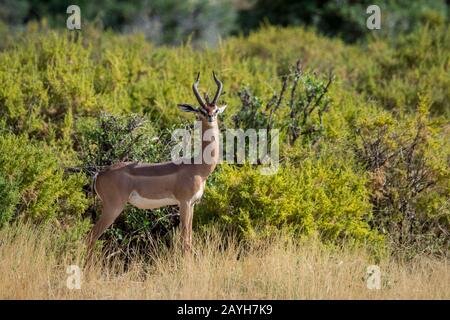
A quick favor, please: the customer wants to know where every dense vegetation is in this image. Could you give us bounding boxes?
[0,20,448,258]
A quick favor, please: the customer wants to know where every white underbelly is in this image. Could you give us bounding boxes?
[128,191,179,209]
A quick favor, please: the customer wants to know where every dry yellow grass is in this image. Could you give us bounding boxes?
[0,223,448,300]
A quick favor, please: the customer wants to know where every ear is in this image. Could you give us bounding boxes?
[217,104,227,114]
[178,104,199,113]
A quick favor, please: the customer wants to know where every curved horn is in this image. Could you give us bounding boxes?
[192,72,206,109]
[212,71,223,105]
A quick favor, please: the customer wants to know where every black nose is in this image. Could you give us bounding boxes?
[207,116,214,122]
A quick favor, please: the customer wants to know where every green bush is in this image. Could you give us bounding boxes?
[0,133,88,225]
[196,157,382,247]
[350,96,450,256]
[0,171,20,227]
[354,25,450,117]
[233,61,334,145]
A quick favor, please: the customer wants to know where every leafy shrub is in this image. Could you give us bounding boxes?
[0,171,20,227]
[76,113,169,169]
[196,157,382,247]
[355,25,450,117]
[225,25,449,117]
[351,96,449,256]
[0,133,88,225]
[233,60,333,145]
[0,27,173,140]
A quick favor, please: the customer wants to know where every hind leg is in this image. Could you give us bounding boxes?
[86,202,125,261]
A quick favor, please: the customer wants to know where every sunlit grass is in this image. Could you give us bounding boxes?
[0,223,448,299]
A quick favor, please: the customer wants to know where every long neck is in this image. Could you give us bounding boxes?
[194,119,220,176]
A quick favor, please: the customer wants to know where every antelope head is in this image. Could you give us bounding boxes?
[178,71,227,122]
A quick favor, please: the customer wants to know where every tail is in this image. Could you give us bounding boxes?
[91,173,99,221]
[91,173,99,197]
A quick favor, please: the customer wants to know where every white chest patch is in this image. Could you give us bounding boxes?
[128,191,179,209]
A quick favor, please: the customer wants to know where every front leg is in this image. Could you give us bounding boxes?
[188,204,194,248]
[179,201,193,253]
